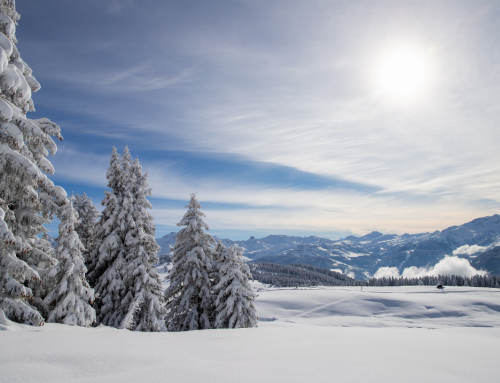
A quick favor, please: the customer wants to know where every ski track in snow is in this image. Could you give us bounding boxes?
[1,285,499,382]
[294,291,359,320]
[257,286,500,329]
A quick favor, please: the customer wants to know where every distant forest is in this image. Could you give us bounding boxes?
[250,262,500,288]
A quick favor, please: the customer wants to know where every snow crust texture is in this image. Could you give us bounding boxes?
[255,285,500,328]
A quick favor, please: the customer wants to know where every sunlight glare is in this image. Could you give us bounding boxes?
[376,46,430,101]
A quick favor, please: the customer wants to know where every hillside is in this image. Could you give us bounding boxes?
[472,246,500,275]
[156,214,500,279]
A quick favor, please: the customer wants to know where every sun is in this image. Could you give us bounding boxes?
[376,46,430,101]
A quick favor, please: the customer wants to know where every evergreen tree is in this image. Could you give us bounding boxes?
[72,193,99,264]
[0,196,45,325]
[164,194,214,331]
[87,147,127,326]
[213,244,257,329]
[42,200,95,326]
[0,1,67,325]
[89,148,165,331]
[120,158,166,331]
[87,147,124,287]
[210,240,225,289]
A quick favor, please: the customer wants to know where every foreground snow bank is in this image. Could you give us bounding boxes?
[1,286,499,383]
[0,323,498,383]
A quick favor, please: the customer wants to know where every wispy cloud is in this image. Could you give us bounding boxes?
[50,146,111,187]
[48,142,499,239]
[18,0,500,238]
[98,0,137,16]
[49,62,196,91]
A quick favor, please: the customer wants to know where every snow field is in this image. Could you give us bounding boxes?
[1,285,499,383]
[0,319,498,382]
[256,285,500,328]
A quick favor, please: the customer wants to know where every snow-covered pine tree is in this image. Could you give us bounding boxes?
[120,157,166,331]
[86,147,124,288]
[213,244,257,329]
[164,194,214,331]
[210,240,225,290]
[87,147,128,326]
[0,195,45,325]
[89,148,165,331]
[42,199,95,326]
[0,1,67,325]
[72,193,99,264]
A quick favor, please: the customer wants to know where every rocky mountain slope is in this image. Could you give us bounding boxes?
[155,214,500,279]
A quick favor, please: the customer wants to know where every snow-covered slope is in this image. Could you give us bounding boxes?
[373,214,500,275]
[472,246,500,275]
[1,286,499,382]
[155,214,500,279]
[256,285,500,328]
[439,214,500,247]
[155,232,177,255]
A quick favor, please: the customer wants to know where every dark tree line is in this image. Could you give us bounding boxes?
[250,263,362,287]
[250,262,500,289]
[157,253,172,264]
[367,273,500,288]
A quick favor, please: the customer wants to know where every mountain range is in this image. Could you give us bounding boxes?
[156,214,500,279]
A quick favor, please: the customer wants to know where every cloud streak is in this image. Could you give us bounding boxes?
[48,145,499,238]
[16,0,500,238]
[47,61,196,91]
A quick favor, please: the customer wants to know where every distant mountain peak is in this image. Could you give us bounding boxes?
[343,235,360,241]
[154,214,500,278]
[362,231,384,240]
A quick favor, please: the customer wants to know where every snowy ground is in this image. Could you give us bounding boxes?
[1,284,499,382]
[255,284,500,328]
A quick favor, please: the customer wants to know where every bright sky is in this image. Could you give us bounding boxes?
[18,0,500,240]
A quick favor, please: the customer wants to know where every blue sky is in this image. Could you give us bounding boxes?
[17,0,500,239]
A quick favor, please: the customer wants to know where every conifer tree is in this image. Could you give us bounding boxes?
[0,1,67,325]
[72,193,99,264]
[89,147,165,331]
[0,197,45,325]
[42,200,96,326]
[86,147,124,287]
[120,158,166,331]
[88,147,128,326]
[210,240,225,291]
[213,244,257,329]
[164,194,214,331]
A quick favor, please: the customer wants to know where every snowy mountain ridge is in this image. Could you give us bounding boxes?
[156,214,500,279]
